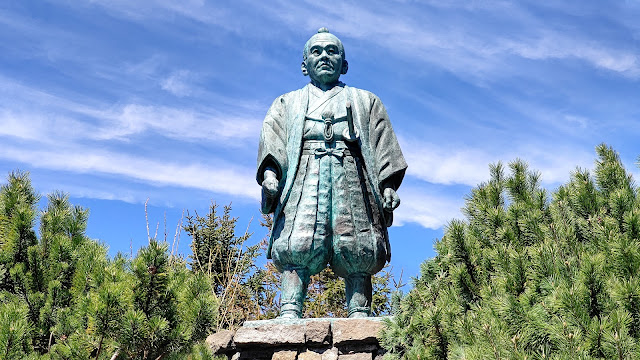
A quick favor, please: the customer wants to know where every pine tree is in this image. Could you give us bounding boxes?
[0,297,32,359]
[0,171,218,359]
[185,203,257,294]
[0,171,39,357]
[382,144,640,359]
[184,202,261,330]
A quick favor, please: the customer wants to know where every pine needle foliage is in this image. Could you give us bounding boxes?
[0,171,216,359]
[184,203,262,330]
[382,144,640,360]
[185,204,256,296]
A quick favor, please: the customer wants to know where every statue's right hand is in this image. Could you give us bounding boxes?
[262,170,279,199]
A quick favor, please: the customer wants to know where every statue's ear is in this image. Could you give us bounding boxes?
[301,61,309,76]
[341,60,348,75]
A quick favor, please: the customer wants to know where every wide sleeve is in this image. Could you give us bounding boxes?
[256,96,289,214]
[368,95,407,192]
[256,96,288,185]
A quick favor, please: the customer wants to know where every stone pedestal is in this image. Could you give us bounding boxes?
[206,317,388,360]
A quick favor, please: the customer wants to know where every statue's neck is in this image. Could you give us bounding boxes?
[310,79,342,92]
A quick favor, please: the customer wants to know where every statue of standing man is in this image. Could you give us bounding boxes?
[257,28,407,318]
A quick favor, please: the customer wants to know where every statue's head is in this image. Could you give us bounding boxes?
[302,28,348,86]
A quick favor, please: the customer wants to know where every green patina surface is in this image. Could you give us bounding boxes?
[256,28,407,319]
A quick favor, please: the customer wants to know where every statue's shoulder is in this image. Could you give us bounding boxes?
[266,87,306,114]
[275,86,307,102]
[345,86,381,105]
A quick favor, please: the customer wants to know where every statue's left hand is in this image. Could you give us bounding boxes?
[383,188,400,211]
[262,169,279,199]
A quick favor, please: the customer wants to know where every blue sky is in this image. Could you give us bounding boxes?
[1,1,639,284]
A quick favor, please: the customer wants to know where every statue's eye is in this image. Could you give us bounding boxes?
[312,48,320,55]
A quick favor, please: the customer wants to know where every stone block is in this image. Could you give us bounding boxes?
[206,329,235,354]
[298,348,323,360]
[321,347,339,360]
[305,320,332,345]
[272,349,298,360]
[234,323,306,346]
[332,319,383,346]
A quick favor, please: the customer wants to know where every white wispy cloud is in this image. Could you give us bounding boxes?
[90,104,262,142]
[400,136,594,187]
[402,140,495,186]
[54,1,640,80]
[0,109,95,144]
[0,76,262,144]
[502,33,640,77]
[123,54,168,79]
[0,7,82,61]
[44,183,140,204]
[257,0,640,80]
[161,70,195,97]
[393,185,465,229]
[394,141,598,229]
[78,0,236,31]
[563,115,589,129]
[0,143,259,201]
[0,76,262,203]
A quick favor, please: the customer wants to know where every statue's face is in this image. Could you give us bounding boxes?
[304,36,344,86]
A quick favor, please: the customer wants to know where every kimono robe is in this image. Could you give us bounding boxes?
[257,82,407,278]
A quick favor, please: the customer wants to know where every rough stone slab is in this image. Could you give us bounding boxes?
[332,319,383,346]
[298,349,323,360]
[234,323,306,346]
[321,347,339,360]
[272,350,298,360]
[337,353,372,360]
[305,321,332,345]
[206,329,235,354]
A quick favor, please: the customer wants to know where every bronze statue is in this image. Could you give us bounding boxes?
[257,28,407,318]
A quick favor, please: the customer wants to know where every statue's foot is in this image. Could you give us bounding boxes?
[348,308,370,318]
[345,274,373,318]
[279,310,301,319]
